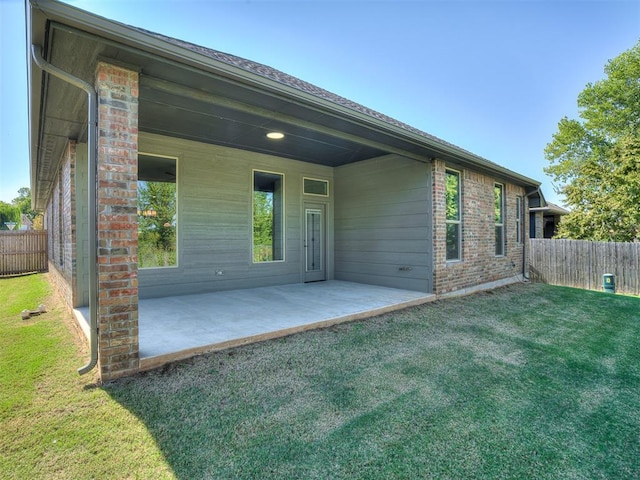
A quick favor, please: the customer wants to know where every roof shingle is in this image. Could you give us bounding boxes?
[133,26,485,159]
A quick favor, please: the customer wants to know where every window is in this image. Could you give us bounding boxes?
[516,196,523,244]
[445,169,461,261]
[253,170,284,262]
[303,177,329,196]
[137,155,177,268]
[494,183,504,256]
[58,176,63,266]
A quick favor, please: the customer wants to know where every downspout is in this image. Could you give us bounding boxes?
[31,45,98,375]
[523,187,541,281]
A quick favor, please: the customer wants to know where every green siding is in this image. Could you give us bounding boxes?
[334,155,433,293]
[138,133,333,298]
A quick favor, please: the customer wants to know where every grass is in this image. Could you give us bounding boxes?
[0,274,173,479]
[2,275,639,479]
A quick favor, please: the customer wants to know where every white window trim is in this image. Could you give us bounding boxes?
[495,183,505,257]
[137,152,179,270]
[252,169,286,264]
[516,196,523,244]
[303,177,330,197]
[445,168,462,262]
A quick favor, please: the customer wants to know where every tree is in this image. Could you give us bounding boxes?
[12,187,38,222]
[252,190,274,261]
[544,41,640,242]
[0,201,21,230]
[137,180,177,267]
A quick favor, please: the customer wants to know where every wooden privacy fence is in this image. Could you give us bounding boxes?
[529,238,640,295]
[0,230,48,276]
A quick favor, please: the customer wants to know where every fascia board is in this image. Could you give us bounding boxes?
[530,206,569,215]
[27,1,48,209]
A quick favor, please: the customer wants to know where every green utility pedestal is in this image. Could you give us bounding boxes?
[603,273,615,294]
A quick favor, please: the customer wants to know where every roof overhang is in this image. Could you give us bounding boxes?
[27,0,540,210]
[530,202,570,215]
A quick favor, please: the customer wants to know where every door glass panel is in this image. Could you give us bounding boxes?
[306,209,322,272]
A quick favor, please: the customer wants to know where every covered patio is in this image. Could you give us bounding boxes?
[76,281,435,372]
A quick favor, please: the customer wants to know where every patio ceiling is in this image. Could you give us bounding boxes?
[29,20,425,210]
[137,75,390,167]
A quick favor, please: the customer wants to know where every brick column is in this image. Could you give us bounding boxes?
[95,62,139,380]
[535,211,544,238]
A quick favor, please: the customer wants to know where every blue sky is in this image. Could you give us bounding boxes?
[1,0,639,206]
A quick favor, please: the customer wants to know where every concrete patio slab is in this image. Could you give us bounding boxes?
[76,281,435,372]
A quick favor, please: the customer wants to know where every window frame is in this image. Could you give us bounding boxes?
[137,153,179,269]
[494,183,505,256]
[252,169,285,263]
[303,177,329,197]
[57,175,64,266]
[516,196,523,244]
[445,168,462,262]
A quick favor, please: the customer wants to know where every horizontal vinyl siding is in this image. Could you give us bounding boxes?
[334,155,433,293]
[138,132,332,298]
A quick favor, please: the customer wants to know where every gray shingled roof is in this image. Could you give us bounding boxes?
[133,26,492,162]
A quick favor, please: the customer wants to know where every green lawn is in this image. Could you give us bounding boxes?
[0,274,173,479]
[2,275,639,479]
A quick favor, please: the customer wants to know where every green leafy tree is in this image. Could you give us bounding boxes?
[12,187,38,221]
[0,201,21,230]
[545,41,640,241]
[137,181,177,267]
[253,191,273,261]
[445,173,460,221]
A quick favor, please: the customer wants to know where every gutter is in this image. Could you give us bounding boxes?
[30,45,98,375]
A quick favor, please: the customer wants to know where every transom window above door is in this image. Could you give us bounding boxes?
[303,177,329,196]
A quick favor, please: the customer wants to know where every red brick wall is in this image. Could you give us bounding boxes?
[62,142,77,304]
[45,141,77,308]
[432,159,526,294]
[95,62,140,381]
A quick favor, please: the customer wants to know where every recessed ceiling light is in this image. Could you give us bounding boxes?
[266,132,285,140]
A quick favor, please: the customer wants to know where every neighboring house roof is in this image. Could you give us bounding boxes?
[27,0,541,210]
[530,201,570,215]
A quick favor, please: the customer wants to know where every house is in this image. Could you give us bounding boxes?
[529,202,569,238]
[27,0,542,380]
[19,214,33,231]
